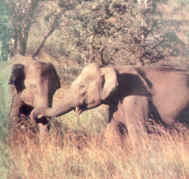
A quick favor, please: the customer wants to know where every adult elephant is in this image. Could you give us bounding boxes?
[31,63,189,146]
[9,55,61,140]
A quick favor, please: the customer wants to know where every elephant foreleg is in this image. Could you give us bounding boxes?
[103,119,127,148]
[122,95,149,146]
[104,96,149,148]
[38,123,49,144]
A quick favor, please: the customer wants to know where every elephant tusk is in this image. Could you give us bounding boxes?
[38,114,44,119]
[74,106,82,115]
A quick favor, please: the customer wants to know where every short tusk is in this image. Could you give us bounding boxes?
[74,106,82,115]
[38,114,44,119]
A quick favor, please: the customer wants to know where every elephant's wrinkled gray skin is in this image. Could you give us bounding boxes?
[9,55,60,138]
[31,63,189,146]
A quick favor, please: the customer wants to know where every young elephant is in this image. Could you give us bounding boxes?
[31,63,189,146]
[9,55,60,139]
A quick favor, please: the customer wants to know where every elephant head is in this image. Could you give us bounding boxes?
[9,55,61,119]
[31,63,118,119]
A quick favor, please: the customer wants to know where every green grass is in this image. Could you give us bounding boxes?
[0,62,10,179]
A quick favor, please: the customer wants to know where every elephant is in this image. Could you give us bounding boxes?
[8,55,61,140]
[30,63,189,146]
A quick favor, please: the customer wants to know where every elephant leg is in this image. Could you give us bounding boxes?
[103,119,127,148]
[121,95,149,146]
[38,124,47,143]
[8,94,23,129]
[36,117,50,144]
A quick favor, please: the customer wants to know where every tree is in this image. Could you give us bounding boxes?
[54,0,171,65]
[6,0,43,56]
[49,0,179,65]
[6,0,63,56]
[6,0,79,57]
[6,0,184,65]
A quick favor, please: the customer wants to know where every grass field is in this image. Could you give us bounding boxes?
[7,126,189,179]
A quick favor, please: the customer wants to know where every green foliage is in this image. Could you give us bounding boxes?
[0,1,9,61]
[29,0,185,65]
[6,0,189,65]
[0,62,9,179]
[175,0,189,5]
[0,63,10,138]
[0,140,8,179]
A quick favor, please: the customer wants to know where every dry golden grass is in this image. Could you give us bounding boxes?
[8,124,189,179]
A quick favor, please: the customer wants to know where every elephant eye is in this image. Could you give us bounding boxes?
[101,75,105,88]
[79,84,86,96]
[29,84,36,88]
[79,103,87,111]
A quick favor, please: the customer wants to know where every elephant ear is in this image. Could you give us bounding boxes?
[9,64,25,93]
[71,63,102,108]
[100,66,118,100]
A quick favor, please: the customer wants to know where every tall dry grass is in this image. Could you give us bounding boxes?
[8,125,189,179]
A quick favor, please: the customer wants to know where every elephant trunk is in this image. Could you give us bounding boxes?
[44,100,75,118]
[31,88,79,119]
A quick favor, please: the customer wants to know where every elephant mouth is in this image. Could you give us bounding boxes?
[19,103,33,118]
[74,104,87,114]
[15,103,34,127]
[18,104,48,125]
